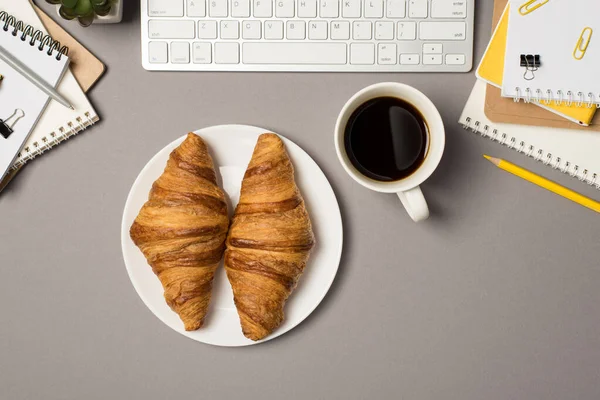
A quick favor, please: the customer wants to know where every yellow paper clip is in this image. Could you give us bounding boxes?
[573,27,593,60]
[519,0,550,15]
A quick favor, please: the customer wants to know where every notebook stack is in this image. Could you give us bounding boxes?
[478,0,600,128]
[459,0,600,189]
[0,0,105,190]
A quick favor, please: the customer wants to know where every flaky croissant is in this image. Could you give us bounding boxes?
[130,133,229,331]
[225,133,315,341]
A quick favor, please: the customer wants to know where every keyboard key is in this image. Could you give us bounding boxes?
[298,0,318,17]
[378,43,397,64]
[350,43,375,64]
[186,0,206,17]
[400,53,419,64]
[423,43,442,53]
[198,20,218,38]
[171,42,190,63]
[265,20,284,39]
[408,0,427,18]
[148,41,168,63]
[242,20,262,39]
[243,42,347,64]
[331,21,350,40]
[276,0,295,17]
[353,21,372,40]
[220,20,240,39]
[397,21,416,40]
[342,0,361,17]
[445,54,466,64]
[320,0,339,17]
[308,20,328,39]
[287,21,306,39]
[364,0,383,18]
[420,21,466,40]
[386,0,406,18]
[209,0,228,16]
[193,42,212,63]
[253,0,272,17]
[423,54,442,64]
[148,0,183,17]
[431,0,467,18]
[149,20,195,39]
[231,0,250,17]
[375,21,394,40]
[215,42,240,63]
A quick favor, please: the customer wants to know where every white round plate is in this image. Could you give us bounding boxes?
[121,125,343,346]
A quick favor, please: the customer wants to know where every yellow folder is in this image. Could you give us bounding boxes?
[476,4,597,126]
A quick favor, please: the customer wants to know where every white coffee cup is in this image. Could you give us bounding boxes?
[334,82,445,222]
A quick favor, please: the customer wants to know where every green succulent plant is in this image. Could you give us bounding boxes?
[45,0,115,27]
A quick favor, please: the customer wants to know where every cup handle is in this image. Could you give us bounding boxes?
[397,186,430,222]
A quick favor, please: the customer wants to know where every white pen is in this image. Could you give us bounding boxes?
[0,44,74,110]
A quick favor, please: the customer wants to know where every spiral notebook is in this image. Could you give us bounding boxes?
[461,80,600,189]
[477,2,596,126]
[1,0,99,171]
[0,8,70,180]
[33,4,105,92]
[502,0,600,105]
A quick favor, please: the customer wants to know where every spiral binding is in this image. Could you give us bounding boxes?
[0,10,69,60]
[10,112,96,170]
[462,116,599,189]
[513,87,600,108]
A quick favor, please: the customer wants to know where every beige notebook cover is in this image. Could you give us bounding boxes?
[485,0,600,131]
[34,4,105,92]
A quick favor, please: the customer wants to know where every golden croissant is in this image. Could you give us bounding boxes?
[225,133,315,341]
[130,133,229,331]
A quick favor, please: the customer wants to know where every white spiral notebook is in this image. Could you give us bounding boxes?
[0,7,69,180]
[502,0,600,105]
[461,80,600,189]
[1,0,99,171]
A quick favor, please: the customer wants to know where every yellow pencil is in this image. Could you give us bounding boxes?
[484,155,600,213]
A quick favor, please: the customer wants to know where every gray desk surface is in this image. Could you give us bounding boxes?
[2,2,599,399]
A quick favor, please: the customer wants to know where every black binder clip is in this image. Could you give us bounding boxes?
[0,109,25,139]
[520,54,541,81]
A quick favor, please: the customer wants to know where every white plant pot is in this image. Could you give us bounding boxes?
[55,0,123,24]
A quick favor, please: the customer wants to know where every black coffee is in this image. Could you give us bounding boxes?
[344,97,429,182]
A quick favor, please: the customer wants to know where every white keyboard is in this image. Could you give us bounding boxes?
[141,0,474,72]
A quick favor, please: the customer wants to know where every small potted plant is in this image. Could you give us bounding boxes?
[46,0,123,27]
